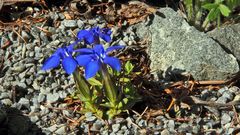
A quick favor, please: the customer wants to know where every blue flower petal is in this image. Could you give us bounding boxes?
[93,44,105,56]
[85,61,100,79]
[101,28,112,36]
[76,54,93,66]
[100,34,111,43]
[62,57,78,74]
[42,55,60,70]
[77,30,90,40]
[103,56,121,71]
[85,34,95,44]
[74,48,93,54]
[106,45,124,53]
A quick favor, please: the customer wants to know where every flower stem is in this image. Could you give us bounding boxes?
[73,68,92,102]
[100,64,118,106]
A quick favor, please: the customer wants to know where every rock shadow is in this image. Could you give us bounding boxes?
[0,105,44,135]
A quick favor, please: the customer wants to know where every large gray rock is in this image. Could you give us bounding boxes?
[133,8,239,80]
[207,24,240,61]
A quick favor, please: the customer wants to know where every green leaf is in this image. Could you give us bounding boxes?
[88,78,102,86]
[219,4,231,16]
[206,8,220,21]
[134,72,141,75]
[119,77,130,83]
[202,3,218,10]
[124,61,134,75]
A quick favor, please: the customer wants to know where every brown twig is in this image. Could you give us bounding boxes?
[12,28,27,44]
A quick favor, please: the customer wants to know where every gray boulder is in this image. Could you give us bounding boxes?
[207,24,240,61]
[133,8,239,80]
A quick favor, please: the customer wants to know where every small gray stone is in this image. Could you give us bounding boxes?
[161,129,169,135]
[118,40,127,46]
[58,13,65,20]
[222,91,234,100]
[38,94,45,103]
[46,93,59,103]
[62,110,71,117]
[88,19,97,25]
[58,91,67,99]
[47,124,58,132]
[217,96,228,104]
[40,31,49,44]
[29,52,35,57]
[77,20,84,28]
[21,31,30,41]
[224,123,231,129]
[112,123,121,133]
[18,98,30,108]
[12,65,26,72]
[0,92,10,99]
[221,113,231,125]
[192,125,200,134]
[168,120,175,130]
[227,128,234,134]
[229,86,240,94]
[148,122,155,128]
[218,87,227,94]
[126,117,133,128]
[40,105,49,115]
[85,116,96,122]
[1,99,12,106]
[91,122,102,131]
[138,119,147,127]
[55,126,66,135]
[34,7,40,12]
[63,20,77,28]
[115,117,124,124]
[85,112,93,117]
[30,115,39,123]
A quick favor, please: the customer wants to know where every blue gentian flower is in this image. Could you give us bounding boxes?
[75,44,124,79]
[77,27,112,44]
[41,44,78,74]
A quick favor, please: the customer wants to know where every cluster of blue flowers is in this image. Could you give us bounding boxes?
[42,27,124,79]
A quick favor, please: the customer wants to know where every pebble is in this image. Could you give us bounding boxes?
[18,98,30,108]
[1,99,12,106]
[91,121,102,131]
[0,92,10,99]
[161,129,169,135]
[86,116,97,122]
[58,13,65,20]
[222,91,234,100]
[46,93,59,103]
[21,31,30,42]
[88,19,97,25]
[221,113,231,125]
[77,20,84,28]
[47,124,58,132]
[138,119,147,127]
[55,126,66,134]
[63,20,77,28]
[167,120,175,130]
[30,115,39,123]
[218,87,227,94]
[216,96,227,104]
[112,123,120,133]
